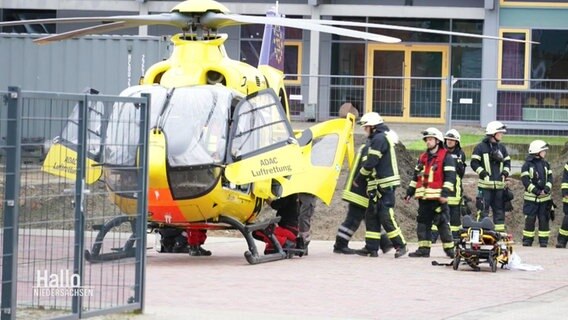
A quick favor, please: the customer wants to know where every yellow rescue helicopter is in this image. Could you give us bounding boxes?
[0,0,534,264]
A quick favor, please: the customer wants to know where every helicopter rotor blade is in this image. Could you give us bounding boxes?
[305,19,538,44]
[0,13,192,30]
[33,22,134,44]
[202,13,401,44]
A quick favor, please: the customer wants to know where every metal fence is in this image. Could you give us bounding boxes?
[284,75,568,132]
[286,75,452,120]
[0,87,149,319]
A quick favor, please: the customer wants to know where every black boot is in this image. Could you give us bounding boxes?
[394,245,408,258]
[409,247,430,258]
[296,237,309,256]
[355,246,378,257]
[444,248,455,258]
[333,244,355,254]
[380,234,394,254]
[522,239,533,247]
[556,236,567,248]
[172,235,189,253]
[333,237,355,254]
[189,245,212,256]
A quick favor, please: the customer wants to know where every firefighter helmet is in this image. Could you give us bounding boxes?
[444,129,461,142]
[422,127,444,143]
[359,112,384,127]
[485,121,507,135]
[528,140,549,154]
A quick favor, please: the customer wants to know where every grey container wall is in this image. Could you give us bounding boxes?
[0,33,167,94]
[0,33,167,143]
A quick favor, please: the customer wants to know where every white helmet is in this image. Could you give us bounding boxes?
[422,127,444,143]
[359,112,384,127]
[444,129,461,142]
[528,140,549,154]
[485,121,507,135]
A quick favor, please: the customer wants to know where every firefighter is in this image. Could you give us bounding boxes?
[521,140,553,247]
[431,129,467,242]
[352,112,408,258]
[333,144,393,255]
[405,128,456,258]
[298,193,316,254]
[557,160,568,248]
[470,121,511,232]
[444,129,467,239]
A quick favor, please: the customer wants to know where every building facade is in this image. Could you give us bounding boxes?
[1,0,567,130]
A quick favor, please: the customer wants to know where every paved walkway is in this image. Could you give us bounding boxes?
[113,236,568,320]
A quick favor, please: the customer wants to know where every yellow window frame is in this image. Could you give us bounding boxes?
[284,40,302,85]
[498,28,530,90]
[500,0,568,8]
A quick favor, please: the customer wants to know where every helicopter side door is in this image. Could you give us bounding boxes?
[224,89,305,198]
[224,89,356,204]
[42,99,105,184]
[274,114,356,205]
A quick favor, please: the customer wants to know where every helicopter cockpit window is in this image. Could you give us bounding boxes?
[161,86,232,167]
[162,86,233,199]
[104,85,169,194]
[58,101,105,160]
[230,90,292,159]
[104,85,169,167]
[103,85,235,199]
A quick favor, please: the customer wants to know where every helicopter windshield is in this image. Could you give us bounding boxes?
[160,86,232,167]
[103,85,235,198]
[104,85,234,167]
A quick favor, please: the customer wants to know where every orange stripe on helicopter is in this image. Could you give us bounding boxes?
[148,187,185,223]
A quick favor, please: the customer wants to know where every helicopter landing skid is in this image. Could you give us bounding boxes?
[218,215,292,265]
[84,215,137,263]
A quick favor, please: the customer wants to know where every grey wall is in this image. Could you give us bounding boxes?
[0,33,167,94]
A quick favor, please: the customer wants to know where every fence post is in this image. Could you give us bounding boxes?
[445,76,455,132]
[134,93,150,312]
[71,97,88,316]
[1,87,22,320]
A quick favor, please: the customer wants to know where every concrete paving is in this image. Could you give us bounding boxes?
[115,236,568,320]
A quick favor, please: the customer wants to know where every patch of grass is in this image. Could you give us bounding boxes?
[405,133,567,151]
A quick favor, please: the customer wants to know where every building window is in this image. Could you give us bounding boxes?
[531,29,568,89]
[284,41,302,84]
[368,18,450,43]
[498,29,529,89]
[1,9,56,33]
[330,42,366,116]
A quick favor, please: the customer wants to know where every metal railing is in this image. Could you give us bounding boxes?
[284,75,568,131]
